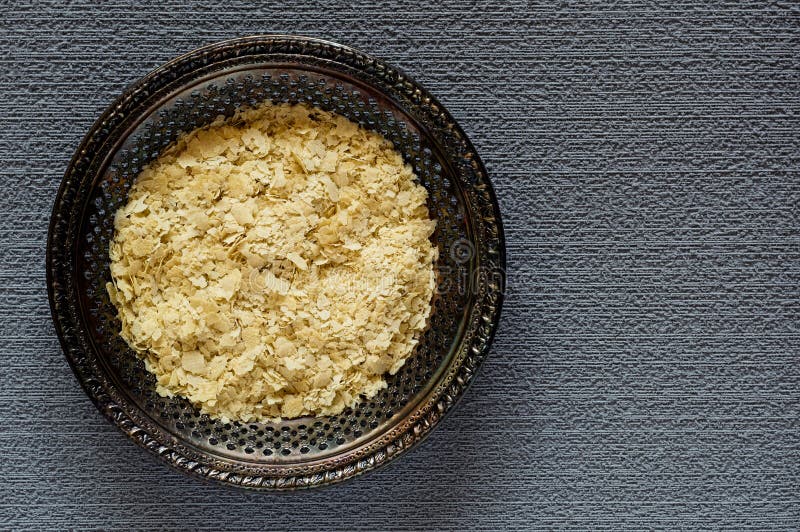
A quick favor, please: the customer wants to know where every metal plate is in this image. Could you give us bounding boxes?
[47,35,504,490]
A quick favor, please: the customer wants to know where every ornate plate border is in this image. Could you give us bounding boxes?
[47,35,505,490]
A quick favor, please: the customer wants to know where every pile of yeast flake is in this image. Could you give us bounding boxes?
[107,102,437,422]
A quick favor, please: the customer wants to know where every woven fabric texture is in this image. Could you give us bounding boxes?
[1,1,798,529]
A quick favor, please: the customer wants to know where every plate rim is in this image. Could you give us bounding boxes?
[47,34,506,490]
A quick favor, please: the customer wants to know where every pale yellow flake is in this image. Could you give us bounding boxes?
[182,351,206,374]
[285,252,308,270]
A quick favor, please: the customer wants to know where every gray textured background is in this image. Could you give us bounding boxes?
[1,1,799,530]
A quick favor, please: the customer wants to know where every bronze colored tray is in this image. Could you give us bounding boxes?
[47,35,505,490]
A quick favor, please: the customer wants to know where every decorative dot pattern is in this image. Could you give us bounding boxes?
[78,68,471,461]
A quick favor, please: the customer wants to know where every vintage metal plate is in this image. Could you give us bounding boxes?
[47,35,504,490]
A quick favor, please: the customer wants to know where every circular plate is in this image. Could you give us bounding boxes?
[47,35,505,490]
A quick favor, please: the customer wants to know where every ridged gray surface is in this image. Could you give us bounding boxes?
[1,1,798,529]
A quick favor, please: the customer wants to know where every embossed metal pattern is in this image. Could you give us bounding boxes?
[47,36,505,490]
